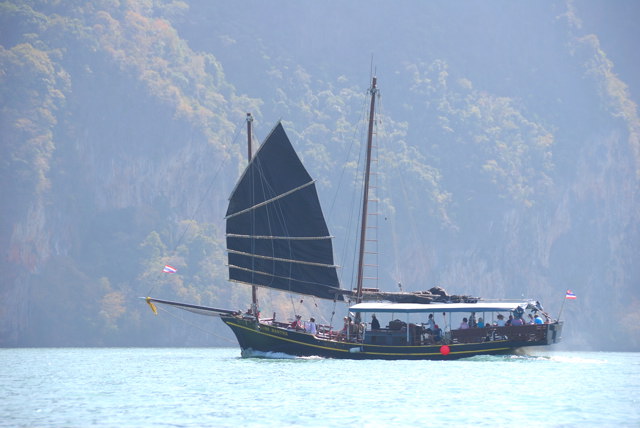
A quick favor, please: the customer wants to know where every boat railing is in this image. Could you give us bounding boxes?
[450,324,549,344]
[316,324,333,338]
[314,323,365,343]
[362,323,551,346]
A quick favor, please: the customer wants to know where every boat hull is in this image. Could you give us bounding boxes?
[221,317,563,360]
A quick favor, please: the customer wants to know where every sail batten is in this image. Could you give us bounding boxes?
[228,266,340,286]
[226,122,343,301]
[227,250,339,268]
[227,233,333,241]
[225,180,316,220]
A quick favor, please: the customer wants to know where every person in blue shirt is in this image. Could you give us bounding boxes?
[477,317,485,328]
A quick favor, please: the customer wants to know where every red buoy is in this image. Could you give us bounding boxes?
[440,345,450,356]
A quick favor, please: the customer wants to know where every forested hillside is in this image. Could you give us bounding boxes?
[1,0,638,350]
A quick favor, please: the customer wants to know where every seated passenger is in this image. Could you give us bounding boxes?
[348,319,359,335]
[511,316,524,326]
[433,324,443,341]
[477,317,485,328]
[496,314,506,326]
[336,316,352,340]
[426,313,436,332]
[290,315,302,330]
[534,314,544,324]
[459,317,469,329]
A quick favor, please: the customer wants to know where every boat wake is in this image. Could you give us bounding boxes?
[240,349,323,360]
[544,354,608,364]
[464,352,608,365]
[463,352,549,362]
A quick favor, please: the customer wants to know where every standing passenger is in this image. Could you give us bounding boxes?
[371,314,380,330]
[305,317,317,334]
[469,312,477,328]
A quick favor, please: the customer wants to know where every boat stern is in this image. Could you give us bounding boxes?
[548,321,563,344]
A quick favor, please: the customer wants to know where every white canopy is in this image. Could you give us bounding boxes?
[349,301,534,314]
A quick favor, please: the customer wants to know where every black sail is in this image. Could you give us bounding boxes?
[225,123,342,301]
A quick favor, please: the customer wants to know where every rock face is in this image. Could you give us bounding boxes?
[1,1,638,349]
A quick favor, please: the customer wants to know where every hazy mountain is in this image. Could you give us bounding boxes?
[1,0,638,350]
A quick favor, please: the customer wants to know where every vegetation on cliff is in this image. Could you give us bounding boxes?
[1,0,638,349]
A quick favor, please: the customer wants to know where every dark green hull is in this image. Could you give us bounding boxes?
[221,317,563,360]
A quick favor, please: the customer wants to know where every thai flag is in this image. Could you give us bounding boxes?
[565,290,576,299]
[163,265,177,274]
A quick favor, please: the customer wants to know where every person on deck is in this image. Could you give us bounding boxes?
[336,316,352,340]
[433,324,443,342]
[534,314,544,324]
[459,317,469,329]
[290,315,302,330]
[469,312,477,328]
[371,314,380,330]
[305,317,317,334]
[511,316,524,326]
[477,317,485,328]
[426,313,436,332]
[496,314,506,326]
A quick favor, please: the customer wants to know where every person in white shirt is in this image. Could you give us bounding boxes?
[459,317,469,329]
[305,317,317,335]
[426,313,436,332]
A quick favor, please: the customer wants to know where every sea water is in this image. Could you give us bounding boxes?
[1,348,638,427]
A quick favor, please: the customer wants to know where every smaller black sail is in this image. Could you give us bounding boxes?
[225,123,342,301]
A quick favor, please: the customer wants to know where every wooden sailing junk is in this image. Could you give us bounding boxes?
[145,77,563,359]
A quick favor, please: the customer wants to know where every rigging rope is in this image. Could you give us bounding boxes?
[329,86,371,293]
[171,119,244,251]
[152,303,238,345]
[375,94,402,288]
[146,117,245,297]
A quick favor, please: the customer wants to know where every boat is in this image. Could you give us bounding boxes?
[144,77,563,359]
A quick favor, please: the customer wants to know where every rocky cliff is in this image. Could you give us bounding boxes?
[1,0,638,349]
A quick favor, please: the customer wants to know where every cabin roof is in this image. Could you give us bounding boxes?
[349,301,534,314]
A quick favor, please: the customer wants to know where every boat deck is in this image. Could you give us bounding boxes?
[364,324,550,345]
[265,318,554,346]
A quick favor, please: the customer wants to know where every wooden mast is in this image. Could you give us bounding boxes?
[355,77,378,304]
[246,112,253,161]
[246,112,258,317]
